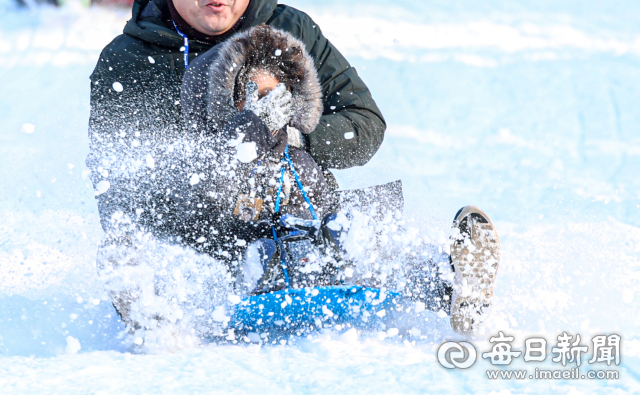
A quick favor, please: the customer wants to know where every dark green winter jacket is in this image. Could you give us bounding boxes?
[87,0,385,238]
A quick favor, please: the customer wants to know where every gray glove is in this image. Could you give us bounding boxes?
[245,81,294,132]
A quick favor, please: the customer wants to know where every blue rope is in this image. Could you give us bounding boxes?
[271,226,291,287]
[172,21,190,69]
[283,146,318,220]
[272,154,291,287]
[248,160,263,180]
[273,157,287,214]
[271,145,319,289]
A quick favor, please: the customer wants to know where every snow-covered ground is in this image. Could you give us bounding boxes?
[1,0,640,393]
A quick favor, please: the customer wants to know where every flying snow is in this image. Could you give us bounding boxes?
[112,82,123,92]
[20,123,35,134]
[189,173,200,185]
[94,180,110,195]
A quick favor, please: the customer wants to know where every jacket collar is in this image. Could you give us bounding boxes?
[123,0,278,51]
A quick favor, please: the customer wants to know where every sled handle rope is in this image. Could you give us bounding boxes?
[172,21,190,69]
[271,144,318,288]
[275,145,318,220]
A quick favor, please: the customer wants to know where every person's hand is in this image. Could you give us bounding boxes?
[244,81,294,132]
[277,213,322,242]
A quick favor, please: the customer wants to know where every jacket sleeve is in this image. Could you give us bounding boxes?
[86,38,184,236]
[86,45,139,235]
[277,11,387,170]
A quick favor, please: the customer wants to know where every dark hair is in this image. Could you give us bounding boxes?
[233,25,306,105]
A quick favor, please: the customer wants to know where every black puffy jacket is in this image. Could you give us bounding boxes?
[87,0,386,257]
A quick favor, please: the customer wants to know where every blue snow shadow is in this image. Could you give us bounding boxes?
[0,294,126,357]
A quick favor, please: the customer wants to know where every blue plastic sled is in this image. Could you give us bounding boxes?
[227,285,408,336]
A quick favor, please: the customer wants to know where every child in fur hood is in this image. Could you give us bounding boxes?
[182,25,335,225]
[182,25,333,220]
[179,24,343,293]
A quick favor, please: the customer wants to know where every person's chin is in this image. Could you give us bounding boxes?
[199,16,231,33]
[194,23,226,36]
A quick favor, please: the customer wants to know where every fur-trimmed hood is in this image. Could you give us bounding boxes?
[182,25,323,135]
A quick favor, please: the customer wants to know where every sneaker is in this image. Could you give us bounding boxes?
[449,206,501,335]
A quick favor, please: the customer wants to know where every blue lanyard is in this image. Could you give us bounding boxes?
[274,145,318,220]
[172,21,190,69]
[271,144,318,289]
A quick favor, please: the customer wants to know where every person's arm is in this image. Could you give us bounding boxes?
[271,9,387,170]
[86,46,138,234]
[86,39,183,235]
[306,34,386,170]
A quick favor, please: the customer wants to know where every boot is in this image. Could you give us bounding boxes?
[449,206,501,335]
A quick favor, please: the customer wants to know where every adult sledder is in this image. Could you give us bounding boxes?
[88,0,501,338]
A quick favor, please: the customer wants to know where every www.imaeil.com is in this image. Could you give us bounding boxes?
[486,368,619,380]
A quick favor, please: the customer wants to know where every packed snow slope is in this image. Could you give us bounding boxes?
[1,0,640,393]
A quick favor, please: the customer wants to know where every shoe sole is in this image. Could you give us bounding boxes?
[449,206,500,335]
